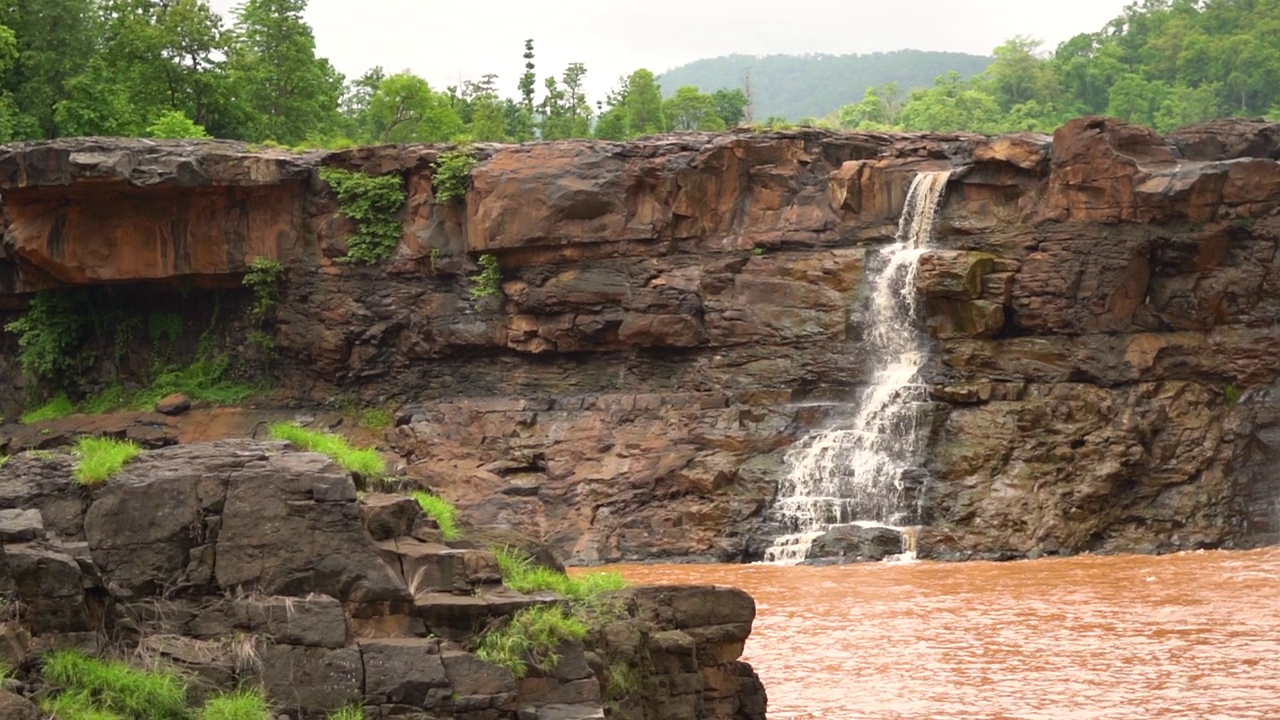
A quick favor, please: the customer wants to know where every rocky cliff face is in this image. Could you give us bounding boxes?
[1,118,1279,563]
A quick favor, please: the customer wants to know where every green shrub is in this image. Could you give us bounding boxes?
[243,257,286,322]
[132,355,256,410]
[73,437,142,487]
[494,547,627,601]
[0,455,8,469]
[751,246,766,256]
[468,254,502,300]
[42,650,188,720]
[146,110,211,139]
[433,149,478,203]
[21,394,78,424]
[318,167,406,264]
[198,687,271,720]
[268,423,386,480]
[5,289,92,386]
[410,491,461,541]
[475,605,589,679]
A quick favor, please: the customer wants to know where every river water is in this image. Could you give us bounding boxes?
[610,548,1280,719]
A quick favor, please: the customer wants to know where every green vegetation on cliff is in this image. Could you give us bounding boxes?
[318,167,407,264]
[42,650,187,719]
[494,546,627,601]
[411,491,461,541]
[475,604,590,680]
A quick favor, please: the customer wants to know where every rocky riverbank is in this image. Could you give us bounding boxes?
[1,118,1279,564]
[0,440,766,719]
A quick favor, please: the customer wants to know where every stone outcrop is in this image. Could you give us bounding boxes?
[0,442,766,719]
[1,117,1279,563]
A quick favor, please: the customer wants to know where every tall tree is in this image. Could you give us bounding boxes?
[0,0,99,138]
[226,0,342,144]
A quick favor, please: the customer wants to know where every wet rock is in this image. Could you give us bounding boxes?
[806,525,905,563]
[0,689,39,720]
[155,393,192,416]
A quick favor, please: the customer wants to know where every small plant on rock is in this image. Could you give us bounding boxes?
[494,547,627,601]
[606,660,641,701]
[1224,383,1242,406]
[327,706,365,720]
[198,687,271,720]
[475,605,589,679]
[411,491,461,541]
[433,148,478,203]
[268,422,386,481]
[468,254,502,300]
[318,167,407,265]
[243,257,286,322]
[73,437,142,487]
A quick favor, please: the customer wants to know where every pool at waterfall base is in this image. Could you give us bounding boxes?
[606,547,1280,719]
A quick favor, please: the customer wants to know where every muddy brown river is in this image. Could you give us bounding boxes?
[608,548,1280,719]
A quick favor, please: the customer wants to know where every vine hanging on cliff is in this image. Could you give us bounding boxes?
[318,167,407,264]
[4,289,94,388]
[432,148,478,203]
[243,257,287,322]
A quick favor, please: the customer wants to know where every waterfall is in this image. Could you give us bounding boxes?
[763,171,951,564]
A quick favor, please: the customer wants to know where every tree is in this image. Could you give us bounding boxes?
[663,86,725,131]
[988,36,1056,110]
[712,88,748,127]
[359,71,461,144]
[540,62,591,139]
[461,73,506,142]
[226,0,343,144]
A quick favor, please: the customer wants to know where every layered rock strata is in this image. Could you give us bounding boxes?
[1,118,1279,562]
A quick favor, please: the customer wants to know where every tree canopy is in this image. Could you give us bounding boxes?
[0,0,1277,146]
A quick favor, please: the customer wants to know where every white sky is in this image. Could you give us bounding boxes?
[208,0,1131,100]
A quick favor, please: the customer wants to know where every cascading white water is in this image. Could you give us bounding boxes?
[763,171,951,564]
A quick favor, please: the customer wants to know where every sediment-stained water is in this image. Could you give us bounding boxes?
[607,548,1280,719]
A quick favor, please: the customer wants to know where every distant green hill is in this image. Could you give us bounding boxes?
[657,51,993,121]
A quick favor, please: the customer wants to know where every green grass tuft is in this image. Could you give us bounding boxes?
[607,660,641,701]
[73,437,142,487]
[198,687,271,720]
[475,605,589,680]
[358,407,393,430]
[495,547,627,601]
[42,650,188,720]
[410,491,461,541]
[268,422,386,479]
[327,705,366,720]
[42,689,126,720]
[21,394,78,424]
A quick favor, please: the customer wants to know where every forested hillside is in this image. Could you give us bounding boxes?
[836,0,1280,134]
[655,51,993,122]
[0,0,1275,147]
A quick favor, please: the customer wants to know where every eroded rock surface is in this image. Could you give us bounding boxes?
[1,118,1279,562]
